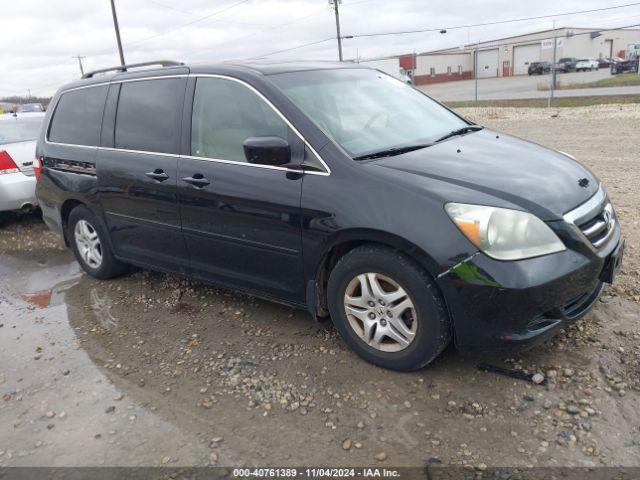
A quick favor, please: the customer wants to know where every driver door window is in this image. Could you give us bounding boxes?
[191,78,289,163]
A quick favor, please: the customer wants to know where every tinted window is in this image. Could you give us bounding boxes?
[48,86,108,146]
[0,117,44,144]
[115,78,185,154]
[191,78,288,163]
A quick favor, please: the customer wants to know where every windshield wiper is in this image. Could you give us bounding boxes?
[353,144,432,161]
[435,125,484,143]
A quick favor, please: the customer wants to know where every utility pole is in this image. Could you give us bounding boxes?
[110,0,126,67]
[549,20,558,108]
[331,0,343,61]
[27,89,31,99]
[72,55,86,76]
[474,40,479,103]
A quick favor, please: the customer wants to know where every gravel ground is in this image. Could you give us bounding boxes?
[0,105,639,468]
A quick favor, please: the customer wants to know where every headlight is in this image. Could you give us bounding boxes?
[445,203,566,260]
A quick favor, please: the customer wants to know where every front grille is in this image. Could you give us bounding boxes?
[576,202,615,248]
[564,185,616,250]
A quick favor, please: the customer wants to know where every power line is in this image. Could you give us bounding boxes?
[343,1,640,39]
[126,0,253,47]
[354,20,640,64]
[142,0,197,16]
[191,1,383,61]
[190,7,335,60]
[251,20,640,62]
[130,0,376,55]
[458,22,640,51]
[109,0,377,59]
[249,37,336,59]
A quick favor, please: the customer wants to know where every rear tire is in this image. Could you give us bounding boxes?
[67,205,128,279]
[327,245,451,371]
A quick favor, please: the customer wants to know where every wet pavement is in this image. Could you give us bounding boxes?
[1,220,639,468]
[0,247,209,466]
[1,105,640,468]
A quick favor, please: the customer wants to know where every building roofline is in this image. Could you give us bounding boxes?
[418,26,640,55]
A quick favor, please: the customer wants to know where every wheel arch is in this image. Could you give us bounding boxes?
[307,228,444,320]
[59,199,86,245]
[59,198,109,248]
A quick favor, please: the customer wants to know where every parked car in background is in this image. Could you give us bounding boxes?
[598,58,612,68]
[0,112,45,224]
[611,57,639,74]
[19,103,45,113]
[575,59,599,72]
[527,61,551,75]
[556,57,579,72]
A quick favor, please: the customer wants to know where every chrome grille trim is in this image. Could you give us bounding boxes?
[563,185,616,250]
[593,230,614,249]
[582,219,607,238]
[563,184,606,225]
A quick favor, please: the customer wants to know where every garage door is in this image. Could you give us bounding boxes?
[513,44,541,75]
[477,49,499,78]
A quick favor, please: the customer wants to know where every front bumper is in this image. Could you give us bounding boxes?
[437,219,622,353]
[0,172,37,212]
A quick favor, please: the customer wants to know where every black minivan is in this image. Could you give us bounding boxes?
[36,60,624,371]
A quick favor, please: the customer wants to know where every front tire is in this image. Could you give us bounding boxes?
[327,245,451,371]
[68,205,127,279]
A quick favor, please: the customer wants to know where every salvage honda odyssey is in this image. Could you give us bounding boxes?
[36,60,624,371]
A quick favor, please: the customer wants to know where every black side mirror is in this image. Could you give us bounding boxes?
[243,136,291,166]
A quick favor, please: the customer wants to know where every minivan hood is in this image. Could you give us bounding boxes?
[373,129,598,219]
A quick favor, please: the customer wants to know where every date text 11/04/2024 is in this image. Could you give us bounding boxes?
[232,468,402,478]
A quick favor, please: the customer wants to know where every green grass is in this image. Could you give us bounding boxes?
[538,73,640,91]
[446,94,640,109]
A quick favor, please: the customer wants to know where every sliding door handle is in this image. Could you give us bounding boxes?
[182,174,210,188]
[145,169,169,182]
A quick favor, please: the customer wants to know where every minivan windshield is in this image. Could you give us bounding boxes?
[271,68,469,159]
[0,116,43,144]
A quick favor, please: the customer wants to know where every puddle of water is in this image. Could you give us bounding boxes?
[0,251,209,466]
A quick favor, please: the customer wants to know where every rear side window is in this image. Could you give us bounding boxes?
[115,78,185,154]
[190,77,289,163]
[48,86,108,146]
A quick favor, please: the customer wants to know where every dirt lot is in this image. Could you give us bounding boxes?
[0,105,639,469]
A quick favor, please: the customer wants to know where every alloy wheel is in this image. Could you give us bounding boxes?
[343,272,417,352]
[74,219,103,269]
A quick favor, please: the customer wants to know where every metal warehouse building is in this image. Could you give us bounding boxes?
[361,27,640,85]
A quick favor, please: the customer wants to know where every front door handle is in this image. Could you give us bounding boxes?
[182,174,210,188]
[145,169,169,182]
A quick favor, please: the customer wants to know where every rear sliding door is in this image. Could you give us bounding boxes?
[96,76,189,273]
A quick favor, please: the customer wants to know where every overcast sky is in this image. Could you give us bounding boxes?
[3,0,639,97]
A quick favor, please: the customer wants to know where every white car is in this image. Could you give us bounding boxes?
[0,112,45,223]
[575,59,599,71]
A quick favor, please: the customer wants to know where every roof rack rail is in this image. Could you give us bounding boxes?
[81,60,185,79]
